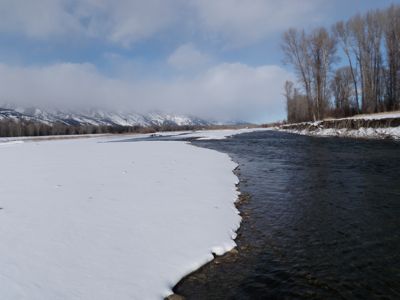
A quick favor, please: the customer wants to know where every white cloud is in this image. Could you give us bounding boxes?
[0,0,179,46]
[75,0,180,47]
[0,0,80,38]
[0,0,326,47]
[165,63,292,122]
[167,44,211,70]
[0,62,291,123]
[189,0,327,46]
[0,63,109,108]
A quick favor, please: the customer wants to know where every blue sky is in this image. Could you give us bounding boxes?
[0,0,398,123]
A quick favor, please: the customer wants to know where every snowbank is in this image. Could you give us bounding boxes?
[280,112,400,140]
[0,136,241,299]
[283,126,400,139]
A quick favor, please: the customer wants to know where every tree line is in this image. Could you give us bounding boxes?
[0,119,208,138]
[282,4,400,123]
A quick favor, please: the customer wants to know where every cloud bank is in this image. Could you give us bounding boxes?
[0,62,291,123]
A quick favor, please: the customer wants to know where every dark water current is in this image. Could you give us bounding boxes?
[172,131,400,300]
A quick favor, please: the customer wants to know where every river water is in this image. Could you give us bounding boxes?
[174,131,400,299]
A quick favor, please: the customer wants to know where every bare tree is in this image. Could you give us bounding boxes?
[348,11,384,113]
[308,27,337,120]
[281,4,400,122]
[331,67,355,117]
[333,21,360,113]
[348,14,367,112]
[282,28,314,121]
[284,80,295,122]
[284,80,310,123]
[367,10,385,112]
[383,4,400,110]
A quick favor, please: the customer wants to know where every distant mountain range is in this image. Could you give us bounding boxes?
[0,106,212,127]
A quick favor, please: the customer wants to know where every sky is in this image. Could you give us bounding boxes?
[0,0,398,123]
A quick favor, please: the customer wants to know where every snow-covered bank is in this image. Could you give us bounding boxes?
[132,128,268,141]
[175,128,267,140]
[0,135,242,299]
[279,112,400,140]
[282,126,400,139]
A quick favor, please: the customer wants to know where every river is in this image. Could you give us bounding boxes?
[174,131,400,299]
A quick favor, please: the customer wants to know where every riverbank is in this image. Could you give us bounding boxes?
[279,111,400,140]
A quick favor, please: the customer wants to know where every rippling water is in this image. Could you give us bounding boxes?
[174,131,400,300]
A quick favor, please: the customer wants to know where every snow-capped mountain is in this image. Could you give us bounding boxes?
[0,106,211,127]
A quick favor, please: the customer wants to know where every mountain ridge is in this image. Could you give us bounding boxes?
[0,106,211,128]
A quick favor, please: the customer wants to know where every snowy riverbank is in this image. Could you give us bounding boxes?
[0,128,264,299]
[279,112,400,140]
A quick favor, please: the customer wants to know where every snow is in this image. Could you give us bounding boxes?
[176,128,267,140]
[0,140,24,147]
[285,126,400,140]
[0,134,110,144]
[281,111,400,140]
[0,133,245,299]
[103,128,269,142]
[134,128,267,141]
[0,127,267,146]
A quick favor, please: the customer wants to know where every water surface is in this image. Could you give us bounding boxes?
[175,131,400,299]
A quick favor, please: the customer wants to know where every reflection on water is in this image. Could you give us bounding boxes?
[175,131,400,300]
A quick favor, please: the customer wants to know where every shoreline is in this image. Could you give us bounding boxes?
[167,194,249,300]
[166,158,248,300]
[278,114,400,140]
[278,127,400,140]
[163,129,268,299]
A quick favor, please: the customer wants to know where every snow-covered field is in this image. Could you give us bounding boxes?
[0,129,263,300]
